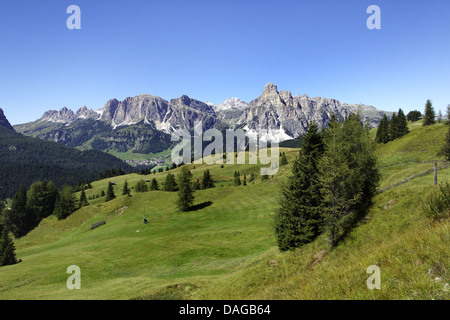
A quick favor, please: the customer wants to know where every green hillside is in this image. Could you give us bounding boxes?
[0,122,448,300]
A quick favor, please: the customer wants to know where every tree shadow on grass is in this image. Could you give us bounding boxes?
[187,201,213,212]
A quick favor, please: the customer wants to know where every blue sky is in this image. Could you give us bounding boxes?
[0,0,449,125]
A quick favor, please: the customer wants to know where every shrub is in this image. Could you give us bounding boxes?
[423,182,450,220]
[135,179,148,193]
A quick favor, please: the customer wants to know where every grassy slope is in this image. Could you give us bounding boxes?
[0,122,448,300]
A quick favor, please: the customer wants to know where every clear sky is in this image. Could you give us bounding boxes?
[0,0,449,125]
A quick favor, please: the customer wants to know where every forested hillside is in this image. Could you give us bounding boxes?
[0,127,131,199]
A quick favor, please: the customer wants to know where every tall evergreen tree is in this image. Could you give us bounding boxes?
[79,189,89,208]
[201,169,214,189]
[163,173,178,191]
[176,167,195,212]
[105,182,116,202]
[396,108,409,137]
[3,186,32,238]
[150,178,159,191]
[193,179,201,190]
[53,186,77,220]
[122,180,131,196]
[0,229,20,267]
[376,114,390,144]
[389,113,399,140]
[440,125,450,161]
[406,110,422,122]
[423,99,436,126]
[376,115,386,143]
[275,122,325,251]
[280,153,288,166]
[319,114,380,247]
[27,181,59,224]
[234,171,241,186]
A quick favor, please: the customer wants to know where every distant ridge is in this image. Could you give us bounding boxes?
[0,108,15,131]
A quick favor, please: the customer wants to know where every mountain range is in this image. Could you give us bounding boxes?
[14,83,389,153]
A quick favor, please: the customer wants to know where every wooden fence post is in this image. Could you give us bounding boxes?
[434,161,437,185]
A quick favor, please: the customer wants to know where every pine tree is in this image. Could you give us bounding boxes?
[243,174,247,186]
[319,114,380,247]
[105,182,116,202]
[201,169,214,189]
[423,99,436,126]
[176,167,195,212]
[150,178,159,191]
[53,186,77,220]
[0,229,20,266]
[27,181,60,224]
[376,114,390,144]
[3,185,32,238]
[193,179,201,190]
[389,113,399,140]
[163,173,178,191]
[437,110,443,123]
[79,189,89,208]
[375,116,385,143]
[101,190,105,197]
[280,153,288,166]
[234,171,241,186]
[396,108,409,138]
[275,122,325,251]
[122,180,131,196]
[440,125,450,161]
[407,110,422,122]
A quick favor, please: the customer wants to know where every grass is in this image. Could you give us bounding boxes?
[0,123,449,300]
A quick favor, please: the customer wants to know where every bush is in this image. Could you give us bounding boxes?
[423,182,450,220]
[135,179,148,193]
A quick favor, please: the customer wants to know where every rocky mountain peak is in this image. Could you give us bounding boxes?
[170,95,215,114]
[76,106,98,120]
[262,83,279,96]
[40,107,75,123]
[216,98,249,111]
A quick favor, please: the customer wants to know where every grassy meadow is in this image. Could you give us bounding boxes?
[0,122,448,300]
